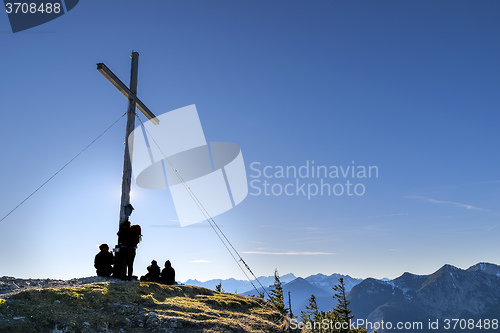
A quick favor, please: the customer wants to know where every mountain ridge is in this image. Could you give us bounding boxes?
[349,262,500,333]
[184,273,298,294]
[185,262,500,321]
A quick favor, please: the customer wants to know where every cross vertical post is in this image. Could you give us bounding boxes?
[119,51,139,226]
[97,52,159,231]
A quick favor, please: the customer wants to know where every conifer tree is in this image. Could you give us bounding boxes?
[300,294,318,323]
[288,291,294,318]
[300,288,368,333]
[215,280,223,292]
[269,268,288,316]
[332,277,354,332]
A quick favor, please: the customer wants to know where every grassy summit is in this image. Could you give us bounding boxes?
[0,281,288,332]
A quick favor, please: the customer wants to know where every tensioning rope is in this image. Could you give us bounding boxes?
[136,114,272,299]
[0,113,127,224]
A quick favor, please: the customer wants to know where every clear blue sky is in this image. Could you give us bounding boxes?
[1,0,499,283]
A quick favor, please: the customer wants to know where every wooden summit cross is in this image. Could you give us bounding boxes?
[97,51,159,229]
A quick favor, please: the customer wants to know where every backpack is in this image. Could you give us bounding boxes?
[129,225,142,247]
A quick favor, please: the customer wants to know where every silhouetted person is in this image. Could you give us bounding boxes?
[140,260,161,282]
[115,220,140,280]
[160,260,176,285]
[94,243,114,277]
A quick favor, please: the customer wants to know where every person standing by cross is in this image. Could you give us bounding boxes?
[116,219,140,280]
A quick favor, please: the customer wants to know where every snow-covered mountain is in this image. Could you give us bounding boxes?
[185,272,363,314]
[237,273,362,314]
[467,262,500,277]
[184,273,297,294]
[305,273,362,295]
[349,262,500,333]
[184,261,500,329]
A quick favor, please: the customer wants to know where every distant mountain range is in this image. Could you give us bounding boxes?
[185,272,363,315]
[184,262,500,332]
[349,262,500,333]
[184,273,297,294]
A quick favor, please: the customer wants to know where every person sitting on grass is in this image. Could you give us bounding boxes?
[160,260,176,285]
[94,243,114,277]
[140,260,161,282]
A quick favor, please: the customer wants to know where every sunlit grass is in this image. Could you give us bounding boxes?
[0,282,287,332]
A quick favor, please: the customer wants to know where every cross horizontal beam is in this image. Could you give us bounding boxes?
[97,63,159,125]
